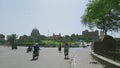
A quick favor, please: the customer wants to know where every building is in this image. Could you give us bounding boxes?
[82,30,99,40]
[50,33,61,40]
[31,28,40,38]
[31,28,40,42]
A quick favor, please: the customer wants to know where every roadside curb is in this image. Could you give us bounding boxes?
[91,52,120,68]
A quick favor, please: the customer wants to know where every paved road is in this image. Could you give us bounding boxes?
[0,46,80,68]
[75,47,104,68]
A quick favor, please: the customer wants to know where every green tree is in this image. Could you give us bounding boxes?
[0,34,5,45]
[7,34,17,49]
[18,35,34,45]
[97,10,120,35]
[64,35,71,42]
[82,0,120,35]
[71,34,80,42]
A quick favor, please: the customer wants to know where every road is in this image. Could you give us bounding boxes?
[0,46,80,68]
[75,47,104,68]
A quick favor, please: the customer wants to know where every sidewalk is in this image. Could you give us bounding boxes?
[72,47,104,68]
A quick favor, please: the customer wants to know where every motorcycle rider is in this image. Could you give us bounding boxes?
[26,45,32,53]
[33,43,40,60]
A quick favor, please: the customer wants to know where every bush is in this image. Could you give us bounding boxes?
[102,35,116,52]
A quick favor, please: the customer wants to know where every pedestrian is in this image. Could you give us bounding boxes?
[58,43,62,53]
[64,43,69,59]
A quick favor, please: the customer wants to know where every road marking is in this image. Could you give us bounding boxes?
[72,53,79,68]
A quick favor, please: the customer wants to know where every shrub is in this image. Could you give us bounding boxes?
[102,35,116,52]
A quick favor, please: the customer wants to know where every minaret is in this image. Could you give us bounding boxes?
[48,30,49,38]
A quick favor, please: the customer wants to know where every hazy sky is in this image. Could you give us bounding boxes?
[0,0,120,37]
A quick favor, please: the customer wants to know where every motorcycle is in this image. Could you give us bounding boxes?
[26,47,32,53]
[33,51,39,60]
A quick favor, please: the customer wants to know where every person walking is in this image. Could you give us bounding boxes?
[58,43,62,53]
[64,43,69,59]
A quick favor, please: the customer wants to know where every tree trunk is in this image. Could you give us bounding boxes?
[104,30,107,36]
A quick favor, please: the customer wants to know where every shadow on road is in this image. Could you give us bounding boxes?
[64,58,70,60]
[30,58,38,61]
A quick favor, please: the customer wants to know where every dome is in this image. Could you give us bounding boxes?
[32,28,38,31]
[31,28,40,37]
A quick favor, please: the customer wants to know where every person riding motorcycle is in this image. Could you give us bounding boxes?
[26,45,32,53]
[33,43,40,60]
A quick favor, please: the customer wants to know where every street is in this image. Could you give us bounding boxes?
[0,46,80,68]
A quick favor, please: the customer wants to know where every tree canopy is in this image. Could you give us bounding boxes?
[7,34,17,49]
[82,0,120,35]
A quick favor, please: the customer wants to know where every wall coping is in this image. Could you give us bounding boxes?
[92,52,120,67]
